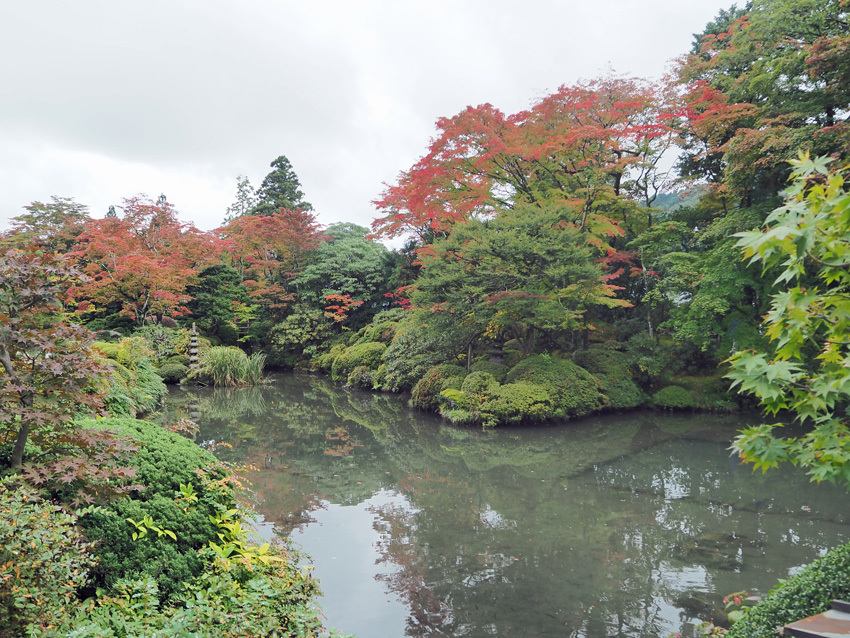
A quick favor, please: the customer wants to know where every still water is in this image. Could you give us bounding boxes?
[161,373,849,638]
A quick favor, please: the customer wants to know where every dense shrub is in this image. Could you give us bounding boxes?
[164,354,191,367]
[725,542,850,638]
[358,320,399,345]
[315,342,347,373]
[575,348,645,410]
[116,336,155,370]
[505,355,603,419]
[460,371,499,396]
[92,341,119,359]
[347,365,374,389]
[482,382,553,424]
[379,325,448,392]
[0,478,94,636]
[371,363,388,390]
[652,385,696,410]
[154,363,189,384]
[103,359,167,417]
[133,325,188,364]
[469,360,508,383]
[330,342,386,382]
[677,374,738,411]
[77,418,233,600]
[410,364,468,411]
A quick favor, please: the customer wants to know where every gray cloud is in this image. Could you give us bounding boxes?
[0,0,732,232]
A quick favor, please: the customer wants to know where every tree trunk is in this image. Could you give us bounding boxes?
[11,392,33,468]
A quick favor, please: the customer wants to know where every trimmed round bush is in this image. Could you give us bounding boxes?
[482,382,552,424]
[506,355,603,419]
[155,362,189,384]
[315,343,347,373]
[726,542,850,638]
[165,354,191,367]
[360,320,400,345]
[331,341,387,382]
[410,364,468,411]
[469,360,509,383]
[652,385,695,409]
[461,371,499,396]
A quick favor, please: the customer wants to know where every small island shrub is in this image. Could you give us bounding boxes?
[505,354,603,419]
[330,342,386,382]
[155,362,189,384]
[410,364,468,411]
[677,374,737,411]
[0,478,95,636]
[725,541,850,638]
[469,360,508,383]
[652,385,696,410]
[314,342,347,373]
[460,371,499,396]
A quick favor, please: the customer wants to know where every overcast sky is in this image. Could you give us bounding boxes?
[0,1,734,235]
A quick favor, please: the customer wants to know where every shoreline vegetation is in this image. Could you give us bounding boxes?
[2,0,849,634]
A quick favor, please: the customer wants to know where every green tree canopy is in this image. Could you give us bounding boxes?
[251,155,313,215]
[413,204,629,356]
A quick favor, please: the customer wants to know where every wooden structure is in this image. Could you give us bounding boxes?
[781,600,850,637]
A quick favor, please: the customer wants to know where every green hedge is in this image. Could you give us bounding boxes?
[469,360,508,383]
[726,542,850,638]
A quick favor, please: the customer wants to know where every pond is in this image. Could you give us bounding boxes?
[160,373,850,638]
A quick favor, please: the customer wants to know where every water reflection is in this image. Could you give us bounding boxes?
[160,374,850,638]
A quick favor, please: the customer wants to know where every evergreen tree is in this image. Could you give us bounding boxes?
[251,155,313,215]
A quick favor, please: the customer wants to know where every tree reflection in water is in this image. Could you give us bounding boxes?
[159,374,850,638]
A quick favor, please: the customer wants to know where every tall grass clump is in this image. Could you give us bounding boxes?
[188,346,266,387]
